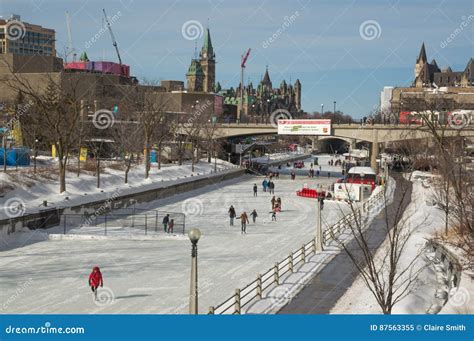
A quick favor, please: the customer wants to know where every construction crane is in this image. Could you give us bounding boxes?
[102,8,124,75]
[65,11,76,62]
[239,48,251,123]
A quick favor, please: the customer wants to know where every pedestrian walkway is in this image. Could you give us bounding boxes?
[277,173,412,314]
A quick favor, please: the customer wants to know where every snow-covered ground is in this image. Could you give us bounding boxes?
[0,174,351,314]
[331,174,448,314]
[0,159,237,219]
[0,158,237,220]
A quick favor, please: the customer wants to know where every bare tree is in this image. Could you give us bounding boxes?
[2,72,84,193]
[125,86,171,179]
[333,175,428,314]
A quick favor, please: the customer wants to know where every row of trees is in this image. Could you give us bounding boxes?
[1,73,222,193]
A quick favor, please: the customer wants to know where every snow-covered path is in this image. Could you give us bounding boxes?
[0,175,350,314]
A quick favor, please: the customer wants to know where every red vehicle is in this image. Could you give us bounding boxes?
[296,188,326,199]
[294,161,305,168]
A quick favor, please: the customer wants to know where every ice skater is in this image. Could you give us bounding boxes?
[271,209,277,221]
[240,211,249,234]
[88,266,103,301]
[162,214,170,232]
[253,183,258,197]
[228,205,236,226]
[167,219,174,233]
[271,196,276,210]
[250,209,258,223]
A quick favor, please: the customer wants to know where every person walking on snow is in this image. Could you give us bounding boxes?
[228,205,236,226]
[240,211,249,234]
[162,214,170,232]
[88,266,103,301]
[253,183,258,197]
[250,209,258,223]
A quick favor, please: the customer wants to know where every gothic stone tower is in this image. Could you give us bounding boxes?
[200,28,216,93]
[186,59,204,92]
[415,42,427,80]
[294,79,301,111]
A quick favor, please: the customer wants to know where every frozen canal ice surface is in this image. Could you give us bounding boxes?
[0,174,350,314]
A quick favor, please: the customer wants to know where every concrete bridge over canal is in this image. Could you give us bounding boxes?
[207,123,474,169]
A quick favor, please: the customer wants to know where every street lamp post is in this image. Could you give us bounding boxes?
[321,104,324,115]
[315,190,324,251]
[333,101,336,114]
[188,228,201,314]
[266,99,270,124]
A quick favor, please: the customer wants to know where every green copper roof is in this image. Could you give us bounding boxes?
[186,59,204,76]
[201,28,214,59]
[80,51,89,62]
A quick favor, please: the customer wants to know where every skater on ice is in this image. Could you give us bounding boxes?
[271,196,276,210]
[262,179,268,192]
[88,266,103,301]
[250,209,258,223]
[167,219,174,233]
[228,205,236,226]
[253,183,258,197]
[239,211,249,234]
[162,214,170,232]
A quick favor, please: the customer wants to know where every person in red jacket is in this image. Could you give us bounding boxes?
[88,266,103,301]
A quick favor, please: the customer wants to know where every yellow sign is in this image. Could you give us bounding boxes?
[80,147,88,161]
[51,145,56,158]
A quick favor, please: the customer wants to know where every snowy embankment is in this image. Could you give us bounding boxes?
[0,174,350,314]
[244,177,395,314]
[0,158,237,220]
[330,173,462,314]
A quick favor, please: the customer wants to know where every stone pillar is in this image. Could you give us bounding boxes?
[350,139,356,151]
[370,129,379,171]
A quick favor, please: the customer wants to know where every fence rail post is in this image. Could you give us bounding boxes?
[274,262,279,285]
[234,289,241,314]
[289,252,294,273]
[256,274,262,298]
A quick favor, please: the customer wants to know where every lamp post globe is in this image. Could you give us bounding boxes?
[188,228,201,244]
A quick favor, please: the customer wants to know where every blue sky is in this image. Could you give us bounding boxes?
[1,0,473,118]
